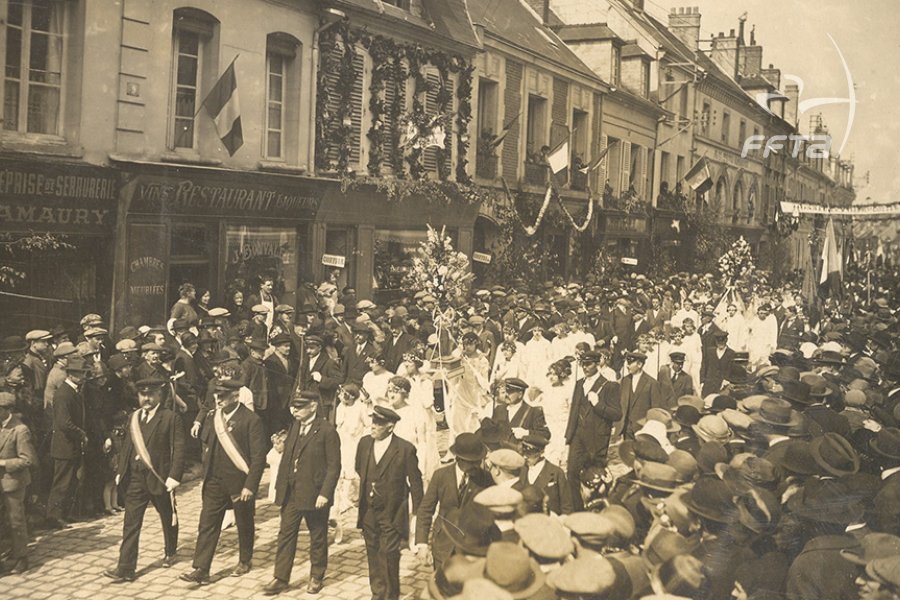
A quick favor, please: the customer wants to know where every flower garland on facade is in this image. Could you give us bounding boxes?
[340,174,491,205]
[315,18,473,181]
[556,186,594,232]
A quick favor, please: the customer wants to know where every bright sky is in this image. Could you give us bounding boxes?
[646,0,900,205]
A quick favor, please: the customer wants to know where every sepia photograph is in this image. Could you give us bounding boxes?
[0,0,899,598]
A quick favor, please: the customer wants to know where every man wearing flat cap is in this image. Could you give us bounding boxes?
[263,391,341,595]
[264,333,298,435]
[342,323,377,385]
[565,350,622,510]
[701,330,736,397]
[181,378,266,584]
[299,334,342,423]
[514,433,573,516]
[659,351,695,406]
[241,338,271,435]
[492,377,550,443]
[0,391,37,574]
[355,405,423,600]
[104,376,184,583]
[415,432,493,570]
[22,330,52,402]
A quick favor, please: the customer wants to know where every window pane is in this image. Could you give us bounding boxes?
[224,226,299,294]
[177,54,198,86]
[269,54,283,75]
[268,73,282,100]
[267,103,282,126]
[26,84,59,134]
[6,27,22,79]
[29,33,62,84]
[171,224,208,257]
[175,87,196,118]
[267,131,282,158]
[179,31,199,57]
[30,0,54,32]
[7,1,23,26]
[3,82,20,130]
[174,117,194,148]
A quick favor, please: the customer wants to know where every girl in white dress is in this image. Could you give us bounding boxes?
[717,303,748,351]
[333,383,370,544]
[361,356,394,401]
[396,354,440,484]
[533,360,575,468]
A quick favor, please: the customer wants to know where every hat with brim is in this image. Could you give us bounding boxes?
[443,505,501,557]
[869,427,900,462]
[633,462,680,493]
[248,339,268,351]
[0,336,27,353]
[682,479,736,523]
[754,398,803,428]
[53,342,78,358]
[787,479,863,525]
[840,533,900,566]
[483,542,545,600]
[449,432,487,462]
[809,433,860,476]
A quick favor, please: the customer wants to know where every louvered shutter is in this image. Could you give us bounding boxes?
[323,44,343,168]
[349,50,365,167]
[322,42,364,169]
[641,148,649,198]
[423,70,441,176]
[382,75,406,173]
[620,142,631,195]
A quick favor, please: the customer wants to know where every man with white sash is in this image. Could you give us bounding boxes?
[104,376,185,583]
[181,378,266,584]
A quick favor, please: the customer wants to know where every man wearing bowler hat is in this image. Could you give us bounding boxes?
[564,350,622,510]
[181,378,266,584]
[104,376,184,583]
[263,390,340,595]
[356,405,423,600]
[415,432,492,569]
[46,355,93,529]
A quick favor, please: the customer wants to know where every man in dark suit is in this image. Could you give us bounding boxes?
[414,433,491,569]
[382,317,416,373]
[658,352,695,406]
[616,351,665,439]
[0,391,37,574]
[241,339,270,430]
[180,379,266,584]
[700,331,736,396]
[46,356,93,528]
[697,310,725,349]
[515,434,572,515]
[645,296,671,333]
[265,333,298,436]
[630,311,652,349]
[492,378,550,443]
[299,335,343,423]
[262,391,340,595]
[355,406,423,600]
[342,324,377,385]
[103,376,185,583]
[564,351,621,511]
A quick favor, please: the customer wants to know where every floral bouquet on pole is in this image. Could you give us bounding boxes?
[718,236,756,288]
[406,225,474,311]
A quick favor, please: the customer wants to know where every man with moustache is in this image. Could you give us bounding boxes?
[103,376,184,583]
[262,391,340,595]
[180,379,266,584]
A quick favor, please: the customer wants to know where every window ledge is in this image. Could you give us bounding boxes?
[0,135,84,159]
[257,161,307,175]
[159,152,222,167]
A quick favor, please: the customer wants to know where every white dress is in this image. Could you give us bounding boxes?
[451,352,491,436]
[718,314,748,351]
[534,377,574,468]
[521,336,553,388]
[746,315,778,367]
[362,369,394,402]
[334,400,370,516]
[490,346,526,384]
[404,372,440,484]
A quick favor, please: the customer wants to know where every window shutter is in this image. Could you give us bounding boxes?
[382,76,406,173]
[323,43,363,169]
[641,148,649,198]
[620,142,631,195]
[598,134,608,188]
[349,50,365,167]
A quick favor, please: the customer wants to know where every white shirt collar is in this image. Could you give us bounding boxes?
[65,378,79,390]
[1,413,12,428]
[142,403,161,421]
[882,465,900,480]
[528,460,546,484]
[583,371,601,389]
[373,433,394,461]
[223,403,240,421]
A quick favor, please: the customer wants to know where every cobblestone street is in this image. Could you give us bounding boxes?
[5,468,432,600]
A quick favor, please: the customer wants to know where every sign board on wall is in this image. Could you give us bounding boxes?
[126,223,168,327]
[620,257,639,266]
[322,254,346,268]
[472,251,492,264]
[0,161,118,233]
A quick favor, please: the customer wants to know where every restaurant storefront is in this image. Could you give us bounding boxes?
[0,158,118,332]
[112,163,323,329]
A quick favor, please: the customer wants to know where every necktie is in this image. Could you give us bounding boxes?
[142,409,149,423]
[458,473,468,503]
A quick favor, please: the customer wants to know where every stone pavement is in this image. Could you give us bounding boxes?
[5,467,433,600]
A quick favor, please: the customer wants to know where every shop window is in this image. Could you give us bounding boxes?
[2,0,65,136]
[265,32,301,162]
[224,225,299,299]
[171,8,219,150]
[374,229,457,299]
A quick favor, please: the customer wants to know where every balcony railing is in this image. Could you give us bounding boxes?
[524,162,548,186]
[570,170,587,191]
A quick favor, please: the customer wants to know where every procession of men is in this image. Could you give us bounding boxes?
[1,260,899,600]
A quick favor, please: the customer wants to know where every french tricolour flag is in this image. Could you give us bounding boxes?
[203,58,243,156]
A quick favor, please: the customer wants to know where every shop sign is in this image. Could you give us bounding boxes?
[0,162,117,233]
[620,257,639,266]
[126,223,168,326]
[129,171,322,220]
[322,254,346,268]
[605,215,647,234]
[472,251,492,264]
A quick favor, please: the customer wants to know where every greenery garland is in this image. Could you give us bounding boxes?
[334,38,359,174]
[340,173,492,205]
[405,45,427,179]
[456,63,474,183]
[366,37,392,176]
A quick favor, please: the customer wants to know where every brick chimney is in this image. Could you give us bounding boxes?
[740,45,763,77]
[668,7,701,52]
[711,30,739,79]
[784,82,799,126]
[760,63,781,89]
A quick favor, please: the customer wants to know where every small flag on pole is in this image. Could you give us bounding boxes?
[547,136,570,175]
[490,112,520,150]
[818,216,843,298]
[578,139,619,174]
[202,57,243,156]
[683,157,712,194]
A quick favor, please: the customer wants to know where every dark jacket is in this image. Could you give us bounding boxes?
[492,401,550,440]
[199,404,267,496]
[700,346,736,397]
[274,417,341,509]
[565,375,622,451]
[117,407,185,497]
[265,353,297,413]
[658,365,695,405]
[515,460,573,515]
[617,372,664,437]
[415,463,492,547]
[355,434,424,536]
[241,356,268,411]
[342,342,377,385]
[299,352,343,406]
[50,381,86,460]
[383,332,416,373]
